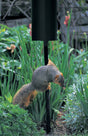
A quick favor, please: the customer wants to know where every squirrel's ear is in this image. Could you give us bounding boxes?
[61,73,63,76]
[48,59,56,67]
[48,59,59,70]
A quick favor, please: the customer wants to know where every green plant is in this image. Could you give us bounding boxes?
[74,49,88,74]
[64,74,88,133]
[64,132,88,136]
[28,84,65,125]
[15,26,44,84]
[0,24,73,126]
[78,0,86,6]
[0,25,44,96]
[0,24,31,82]
[0,60,21,98]
[0,97,45,136]
[1,23,88,134]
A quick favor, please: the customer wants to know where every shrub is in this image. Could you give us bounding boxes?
[0,97,45,136]
[64,74,88,133]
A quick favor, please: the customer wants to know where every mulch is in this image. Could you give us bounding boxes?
[45,110,71,136]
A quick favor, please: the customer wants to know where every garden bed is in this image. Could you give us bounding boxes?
[0,24,88,136]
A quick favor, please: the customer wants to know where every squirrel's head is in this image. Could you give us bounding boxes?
[54,73,65,89]
[48,59,65,89]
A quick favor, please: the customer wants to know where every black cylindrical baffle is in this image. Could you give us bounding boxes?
[32,0,57,41]
[32,0,57,133]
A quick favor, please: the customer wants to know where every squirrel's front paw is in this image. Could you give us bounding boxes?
[47,83,51,90]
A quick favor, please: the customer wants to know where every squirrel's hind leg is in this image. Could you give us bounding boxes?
[24,90,38,108]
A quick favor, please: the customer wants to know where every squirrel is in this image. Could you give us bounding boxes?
[12,59,65,108]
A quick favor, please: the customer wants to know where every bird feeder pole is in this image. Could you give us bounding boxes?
[32,0,57,133]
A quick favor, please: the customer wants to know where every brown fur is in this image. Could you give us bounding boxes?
[23,90,38,107]
[13,59,65,108]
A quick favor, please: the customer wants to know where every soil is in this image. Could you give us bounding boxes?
[45,110,70,136]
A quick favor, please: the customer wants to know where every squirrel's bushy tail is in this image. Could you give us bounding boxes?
[12,83,37,108]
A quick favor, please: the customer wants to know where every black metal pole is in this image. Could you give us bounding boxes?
[0,0,2,21]
[32,0,57,134]
[44,41,51,133]
[44,41,48,65]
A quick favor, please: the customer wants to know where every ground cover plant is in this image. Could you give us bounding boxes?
[0,97,45,136]
[0,24,88,135]
[64,74,88,133]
